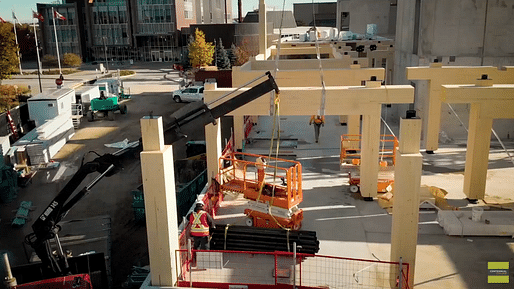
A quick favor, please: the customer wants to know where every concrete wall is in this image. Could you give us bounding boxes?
[294,3,337,27]
[419,0,514,67]
[337,0,396,36]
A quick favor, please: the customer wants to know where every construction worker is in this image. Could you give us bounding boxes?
[188,203,215,250]
[256,156,266,189]
[309,115,325,143]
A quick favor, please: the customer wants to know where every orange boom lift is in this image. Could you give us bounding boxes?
[219,152,303,230]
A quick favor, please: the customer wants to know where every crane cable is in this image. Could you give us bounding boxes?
[447,103,514,165]
[312,0,327,117]
[256,0,293,233]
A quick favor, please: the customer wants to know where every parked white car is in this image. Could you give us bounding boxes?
[172,86,204,102]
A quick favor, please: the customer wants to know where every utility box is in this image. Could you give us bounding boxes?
[28,88,75,127]
[94,79,120,97]
[75,85,101,112]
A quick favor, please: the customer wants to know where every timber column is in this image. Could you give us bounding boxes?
[390,116,423,289]
[140,116,179,286]
[205,82,223,183]
[234,115,245,150]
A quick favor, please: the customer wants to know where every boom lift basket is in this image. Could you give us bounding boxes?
[340,134,398,193]
[218,152,302,210]
[218,152,303,230]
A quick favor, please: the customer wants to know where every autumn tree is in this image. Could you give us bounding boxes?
[62,53,82,67]
[188,29,214,67]
[0,23,19,82]
[233,39,255,66]
[215,38,231,70]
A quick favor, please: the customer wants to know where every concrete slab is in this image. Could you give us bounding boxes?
[238,114,514,289]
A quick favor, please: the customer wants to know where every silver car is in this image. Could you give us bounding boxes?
[172,86,204,102]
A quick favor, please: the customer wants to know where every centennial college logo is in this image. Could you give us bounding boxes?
[488,262,509,284]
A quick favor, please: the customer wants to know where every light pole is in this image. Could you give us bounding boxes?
[103,37,109,72]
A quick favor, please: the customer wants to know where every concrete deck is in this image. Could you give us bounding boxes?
[211,114,514,288]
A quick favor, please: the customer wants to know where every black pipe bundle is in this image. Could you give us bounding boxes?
[210,225,319,254]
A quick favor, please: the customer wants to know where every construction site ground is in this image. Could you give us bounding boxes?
[223,114,514,289]
[0,62,191,288]
[1,62,513,288]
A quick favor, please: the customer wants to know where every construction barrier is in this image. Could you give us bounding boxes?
[175,249,410,289]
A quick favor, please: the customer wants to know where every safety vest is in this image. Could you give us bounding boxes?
[190,211,210,236]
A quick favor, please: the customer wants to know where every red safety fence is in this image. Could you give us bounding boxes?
[175,249,410,289]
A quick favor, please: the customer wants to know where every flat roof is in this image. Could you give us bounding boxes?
[29,88,74,101]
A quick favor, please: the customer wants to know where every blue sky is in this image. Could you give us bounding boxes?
[0,0,325,24]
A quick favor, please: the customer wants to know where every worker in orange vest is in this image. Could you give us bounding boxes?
[256,156,266,190]
[309,115,325,143]
[188,203,215,250]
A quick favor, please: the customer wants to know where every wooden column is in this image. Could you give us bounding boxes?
[463,104,493,199]
[140,116,179,286]
[359,108,381,198]
[390,117,423,289]
[233,115,245,150]
[205,120,222,183]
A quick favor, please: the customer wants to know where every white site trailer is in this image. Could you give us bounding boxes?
[28,88,74,127]
[75,85,101,112]
[16,88,76,164]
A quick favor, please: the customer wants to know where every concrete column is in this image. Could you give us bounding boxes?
[394,0,419,84]
[258,0,267,57]
[463,103,493,200]
[346,115,361,150]
[390,117,422,289]
[233,115,245,150]
[359,109,381,198]
[205,120,222,183]
[140,116,179,286]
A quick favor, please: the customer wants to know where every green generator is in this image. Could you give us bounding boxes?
[87,97,127,121]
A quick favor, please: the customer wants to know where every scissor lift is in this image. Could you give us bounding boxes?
[340,134,398,194]
[218,152,303,230]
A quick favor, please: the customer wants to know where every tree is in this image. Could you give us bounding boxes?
[0,23,19,82]
[42,54,58,68]
[188,28,214,67]
[234,39,253,66]
[62,53,82,67]
[215,38,231,70]
[228,44,237,67]
[181,34,194,68]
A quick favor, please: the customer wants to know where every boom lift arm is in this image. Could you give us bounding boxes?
[164,71,279,143]
[25,71,279,277]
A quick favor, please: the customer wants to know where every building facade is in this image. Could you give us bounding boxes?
[36,0,218,63]
[293,3,337,27]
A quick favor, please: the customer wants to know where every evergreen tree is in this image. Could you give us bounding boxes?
[215,38,231,70]
[0,23,19,81]
[182,34,194,68]
[228,44,237,67]
[188,29,214,67]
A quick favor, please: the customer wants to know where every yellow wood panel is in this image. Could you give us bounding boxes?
[271,46,334,56]
[205,85,414,116]
[246,60,382,74]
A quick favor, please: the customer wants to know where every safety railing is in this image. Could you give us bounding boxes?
[175,249,410,289]
[176,169,208,218]
[340,134,398,167]
[218,152,302,209]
